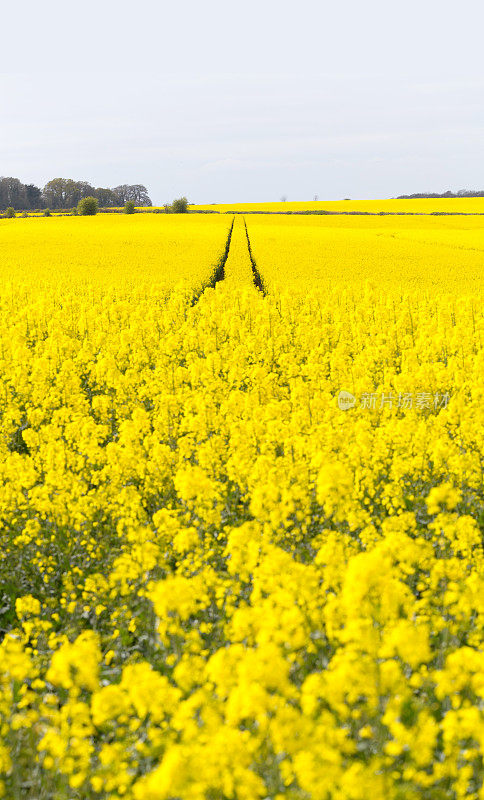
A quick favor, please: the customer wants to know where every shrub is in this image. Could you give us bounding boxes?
[5,207,15,218]
[77,197,99,216]
[43,208,51,217]
[72,206,78,216]
[171,197,188,213]
[124,201,136,215]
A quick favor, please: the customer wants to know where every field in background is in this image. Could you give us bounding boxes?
[246,213,484,293]
[12,197,484,216]
[192,197,484,214]
[0,215,231,292]
[1,212,484,799]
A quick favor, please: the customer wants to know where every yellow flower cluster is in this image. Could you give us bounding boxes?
[0,213,483,799]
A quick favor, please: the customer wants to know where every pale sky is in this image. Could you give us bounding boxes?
[1,0,484,204]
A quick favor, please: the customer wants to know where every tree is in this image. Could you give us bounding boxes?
[74,181,96,205]
[0,177,27,210]
[43,178,96,209]
[5,207,15,218]
[95,188,116,207]
[0,178,41,210]
[113,184,152,207]
[171,197,188,213]
[25,184,42,209]
[124,200,136,214]
[77,197,99,216]
[42,179,69,209]
[112,184,129,205]
[129,184,152,206]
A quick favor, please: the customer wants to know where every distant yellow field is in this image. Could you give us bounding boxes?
[245,213,484,295]
[192,197,484,214]
[0,214,231,292]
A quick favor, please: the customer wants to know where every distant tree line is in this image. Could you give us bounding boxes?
[0,176,152,210]
[397,189,484,199]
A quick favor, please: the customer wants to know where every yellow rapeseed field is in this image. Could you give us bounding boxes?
[1,212,483,800]
[192,198,484,214]
[0,215,232,292]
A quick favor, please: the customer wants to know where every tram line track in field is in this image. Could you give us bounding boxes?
[190,216,235,304]
[192,215,267,302]
[242,216,267,295]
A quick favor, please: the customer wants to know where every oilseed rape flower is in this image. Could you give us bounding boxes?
[426,481,462,514]
[0,212,483,798]
[46,631,101,693]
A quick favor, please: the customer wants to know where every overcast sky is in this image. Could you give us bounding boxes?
[1,0,484,204]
